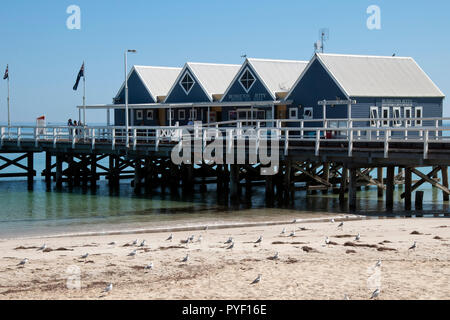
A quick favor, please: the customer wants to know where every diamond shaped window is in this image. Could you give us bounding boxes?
[239,68,256,92]
[180,72,195,94]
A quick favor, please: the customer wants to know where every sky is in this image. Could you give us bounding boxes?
[0,0,449,124]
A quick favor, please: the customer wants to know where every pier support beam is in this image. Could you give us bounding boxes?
[442,166,449,202]
[27,152,34,191]
[56,155,63,190]
[348,168,357,211]
[405,168,412,211]
[134,159,142,195]
[230,164,240,202]
[377,167,384,198]
[91,155,97,191]
[339,166,348,204]
[322,162,330,194]
[386,166,395,210]
[45,152,52,191]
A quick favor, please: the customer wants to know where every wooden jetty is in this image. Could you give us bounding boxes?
[1,116,450,212]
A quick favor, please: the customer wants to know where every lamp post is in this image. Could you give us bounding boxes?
[125,49,137,148]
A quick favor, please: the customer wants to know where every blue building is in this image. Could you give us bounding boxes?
[286,53,445,132]
[113,66,182,126]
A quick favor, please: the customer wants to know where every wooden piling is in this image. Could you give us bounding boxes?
[45,152,51,191]
[91,155,97,191]
[27,152,34,191]
[339,166,348,204]
[386,166,395,210]
[230,164,239,202]
[405,167,412,210]
[322,162,330,195]
[56,155,63,190]
[348,168,357,211]
[415,191,424,211]
[442,166,449,202]
[134,159,142,195]
[377,167,384,198]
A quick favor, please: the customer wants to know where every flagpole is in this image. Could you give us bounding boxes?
[7,67,10,128]
[83,61,86,126]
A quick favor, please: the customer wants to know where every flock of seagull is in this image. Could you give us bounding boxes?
[15,218,420,300]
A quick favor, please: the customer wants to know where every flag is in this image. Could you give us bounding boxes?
[73,62,84,91]
[3,65,8,80]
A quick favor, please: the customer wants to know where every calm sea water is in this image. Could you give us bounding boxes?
[0,121,449,239]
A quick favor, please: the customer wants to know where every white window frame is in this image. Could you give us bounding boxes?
[167,110,175,121]
[179,71,195,95]
[136,110,143,121]
[289,108,298,119]
[146,110,154,120]
[370,106,379,127]
[381,107,389,127]
[393,107,401,127]
[239,67,256,93]
[189,109,197,121]
[303,107,313,120]
[178,109,186,121]
[415,106,423,127]
[404,107,412,127]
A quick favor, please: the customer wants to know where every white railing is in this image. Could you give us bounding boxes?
[0,117,450,159]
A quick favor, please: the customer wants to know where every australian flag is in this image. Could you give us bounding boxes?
[3,65,8,80]
[73,62,84,91]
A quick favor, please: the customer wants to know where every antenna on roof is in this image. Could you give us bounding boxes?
[315,28,329,53]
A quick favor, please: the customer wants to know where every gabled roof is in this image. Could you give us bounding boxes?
[308,53,444,98]
[115,66,182,101]
[221,58,308,101]
[165,62,241,102]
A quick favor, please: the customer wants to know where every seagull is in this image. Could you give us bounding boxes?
[409,241,417,250]
[355,233,361,241]
[18,258,28,266]
[166,234,173,241]
[128,250,137,257]
[272,252,279,260]
[103,283,113,293]
[325,237,330,245]
[139,240,146,247]
[108,241,116,245]
[344,294,350,300]
[204,225,209,232]
[226,242,234,250]
[292,219,298,224]
[251,274,262,284]
[225,237,233,244]
[132,239,138,246]
[255,235,263,244]
[281,227,286,235]
[144,262,154,270]
[188,235,195,243]
[182,254,189,262]
[337,222,344,229]
[37,244,47,251]
[289,231,296,237]
[197,235,203,243]
[375,259,382,268]
[81,253,89,259]
[370,288,380,299]
[331,218,335,223]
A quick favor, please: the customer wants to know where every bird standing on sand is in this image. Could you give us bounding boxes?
[18,258,28,266]
[375,259,382,268]
[197,235,203,243]
[272,252,279,260]
[251,274,262,284]
[81,253,89,259]
[166,234,173,242]
[128,250,137,257]
[289,231,295,237]
[182,254,189,262]
[331,218,335,223]
[355,233,361,241]
[255,236,263,244]
[225,237,233,244]
[337,222,344,229]
[281,227,286,235]
[409,241,417,250]
[292,219,298,224]
[188,235,195,243]
[103,283,113,293]
[144,262,154,270]
[37,244,46,251]
[344,294,350,300]
[204,225,209,232]
[139,240,146,247]
[132,239,138,246]
[108,241,116,245]
[325,237,330,245]
[370,288,380,299]
[226,242,234,250]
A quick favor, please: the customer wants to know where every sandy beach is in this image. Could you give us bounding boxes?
[0,216,449,300]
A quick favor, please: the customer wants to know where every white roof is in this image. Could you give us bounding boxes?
[247,58,309,96]
[186,62,241,99]
[316,53,444,98]
[115,66,182,101]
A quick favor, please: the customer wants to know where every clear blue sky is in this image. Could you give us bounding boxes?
[0,0,449,124]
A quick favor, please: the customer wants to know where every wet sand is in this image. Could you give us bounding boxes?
[0,216,449,300]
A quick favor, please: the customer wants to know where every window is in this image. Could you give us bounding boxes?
[179,72,195,94]
[167,110,175,120]
[239,68,256,92]
[179,109,186,121]
[404,107,412,126]
[289,108,298,119]
[189,109,197,120]
[393,107,401,127]
[146,110,154,120]
[370,106,379,127]
[136,110,143,121]
[381,107,389,127]
[303,107,313,120]
[415,106,423,127]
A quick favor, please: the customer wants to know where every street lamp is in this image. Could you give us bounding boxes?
[125,49,137,148]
